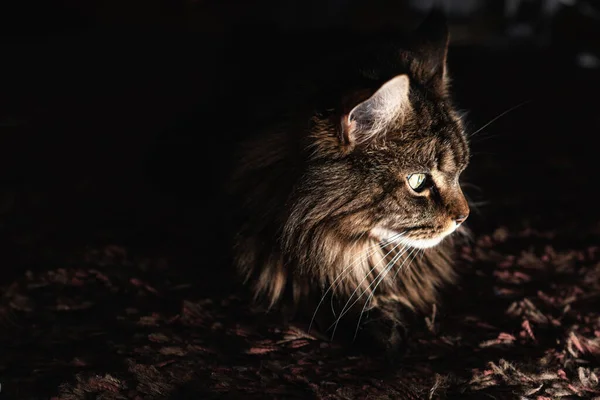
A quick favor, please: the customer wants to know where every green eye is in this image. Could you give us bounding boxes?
[407,173,427,191]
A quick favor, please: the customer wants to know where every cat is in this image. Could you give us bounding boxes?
[228,10,471,354]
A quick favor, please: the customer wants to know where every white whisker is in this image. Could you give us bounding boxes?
[329,241,411,339]
[311,242,378,331]
[328,242,380,318]
[391,247,421,281]
[307,231,404,334]
[328,240,407,340]
[353,246,418,340]
[467,100,531,139]
[328,231,406,318]
[329,230,369,319]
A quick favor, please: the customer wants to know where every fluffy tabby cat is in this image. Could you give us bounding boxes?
[229,10,470,352]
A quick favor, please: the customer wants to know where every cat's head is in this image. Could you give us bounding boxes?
[285,11,469,252]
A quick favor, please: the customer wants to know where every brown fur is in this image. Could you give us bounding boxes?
[229,11,471,349]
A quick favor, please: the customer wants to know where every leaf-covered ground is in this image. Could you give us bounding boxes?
[1,220,599,399]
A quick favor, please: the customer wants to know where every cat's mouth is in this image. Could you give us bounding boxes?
[371,223,459,249]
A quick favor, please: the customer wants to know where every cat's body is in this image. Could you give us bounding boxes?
[226,11,472,353]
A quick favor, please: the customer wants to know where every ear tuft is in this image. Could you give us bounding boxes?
[410,8,450,91]
[342,74,410,146]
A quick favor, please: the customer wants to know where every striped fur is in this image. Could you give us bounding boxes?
[229,11,471,349]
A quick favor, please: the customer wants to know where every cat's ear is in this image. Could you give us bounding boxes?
[410,8,450,93]
[341,74,410,146]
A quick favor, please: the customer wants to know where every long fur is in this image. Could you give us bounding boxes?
[228,11,471,347]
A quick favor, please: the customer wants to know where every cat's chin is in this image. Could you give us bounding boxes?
[399,236,446,249]
[372,225,457,249]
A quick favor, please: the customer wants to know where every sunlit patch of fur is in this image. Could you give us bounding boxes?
[234,211,458,315]
[349,75,412,146]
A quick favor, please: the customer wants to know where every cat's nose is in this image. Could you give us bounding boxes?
[454,214,469,225]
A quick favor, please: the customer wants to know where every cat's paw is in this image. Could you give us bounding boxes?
[355,308,410,362]
[384,321,409,362]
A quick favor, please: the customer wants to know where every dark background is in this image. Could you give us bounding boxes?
[1,0,599,284]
